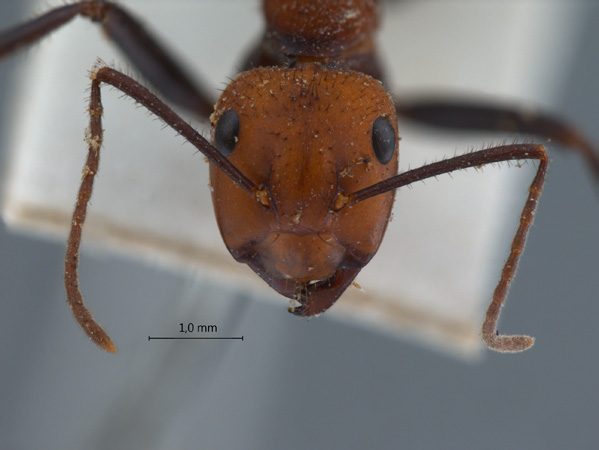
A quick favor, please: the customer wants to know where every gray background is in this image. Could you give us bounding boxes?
[1,1,598,449]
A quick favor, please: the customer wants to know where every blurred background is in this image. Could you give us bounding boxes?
[1,1,598,449]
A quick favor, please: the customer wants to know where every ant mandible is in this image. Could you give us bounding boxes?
[0,0,597,354]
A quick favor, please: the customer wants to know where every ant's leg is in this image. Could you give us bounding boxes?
[395,99,599,185]
[66,65,259,352]
[346,144,548,352]
[0,1,213,118]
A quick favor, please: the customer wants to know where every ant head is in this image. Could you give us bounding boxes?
[209,65,398,315]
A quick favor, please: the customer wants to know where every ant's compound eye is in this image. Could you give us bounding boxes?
[371,116,395,165]
[214,110,240,156]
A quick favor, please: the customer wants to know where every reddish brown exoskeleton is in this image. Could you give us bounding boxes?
[0,0,597,353]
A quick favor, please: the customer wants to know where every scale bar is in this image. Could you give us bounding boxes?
[148,336,244,341]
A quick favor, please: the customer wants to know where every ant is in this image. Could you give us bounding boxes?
[0,0,597,354]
